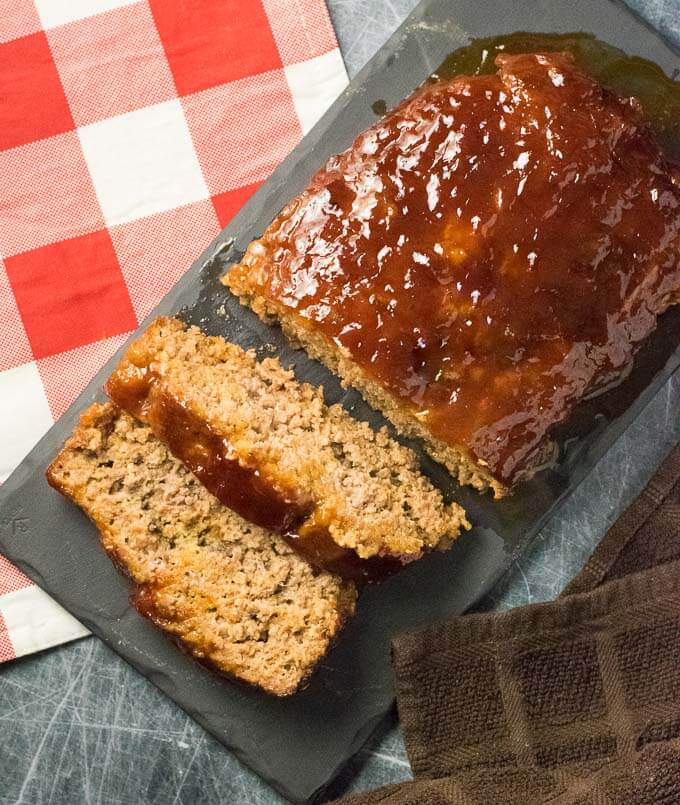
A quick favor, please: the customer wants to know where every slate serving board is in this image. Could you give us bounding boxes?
[1,0,678,801]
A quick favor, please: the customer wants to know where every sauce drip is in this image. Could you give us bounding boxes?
[244,46,680,484]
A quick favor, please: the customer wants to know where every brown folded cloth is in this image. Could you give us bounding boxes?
[336,444,680,805]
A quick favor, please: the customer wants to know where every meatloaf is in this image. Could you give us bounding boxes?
[225,51,680,495]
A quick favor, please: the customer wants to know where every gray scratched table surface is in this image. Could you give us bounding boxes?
[1,2,679,803]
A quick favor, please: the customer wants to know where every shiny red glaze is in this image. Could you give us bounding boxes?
[243,52,680,484]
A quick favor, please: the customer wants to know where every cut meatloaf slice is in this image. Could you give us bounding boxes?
[46,403,356,696]
[224,52,680,496]
[105,318,468,578]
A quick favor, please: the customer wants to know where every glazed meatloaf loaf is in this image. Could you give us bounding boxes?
[225,51,680,496]
[47,403,356,696]
[106,318,468,578]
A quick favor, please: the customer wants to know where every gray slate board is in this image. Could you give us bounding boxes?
[0,0,678,802]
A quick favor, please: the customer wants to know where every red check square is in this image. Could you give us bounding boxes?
[5,230,137,359]
[0,32,74,150]
[149,0,282,95]
[183,71,301,194]
[48,4,177,126]
[110,200,220,321]
[212,182,262,227]
[0,260,33,372]
[0,132,104,258]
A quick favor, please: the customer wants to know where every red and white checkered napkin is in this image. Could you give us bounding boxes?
[0,0,348,663]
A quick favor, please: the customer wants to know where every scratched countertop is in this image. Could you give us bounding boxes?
[1,2,679,803]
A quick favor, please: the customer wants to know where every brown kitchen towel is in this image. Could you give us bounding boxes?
[336,443,680,805]
[333,739,680,804]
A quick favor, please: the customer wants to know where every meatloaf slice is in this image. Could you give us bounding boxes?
[47,403,356,696]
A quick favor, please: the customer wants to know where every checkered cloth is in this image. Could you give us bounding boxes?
[0,0,348,663]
